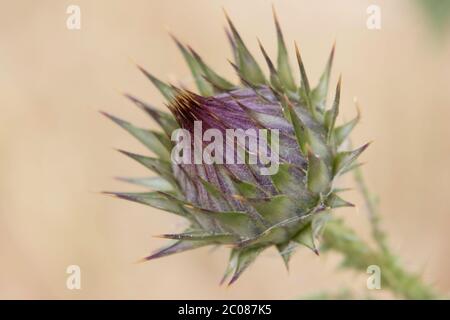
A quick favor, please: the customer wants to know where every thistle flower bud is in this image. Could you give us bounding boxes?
[105,9,368,284]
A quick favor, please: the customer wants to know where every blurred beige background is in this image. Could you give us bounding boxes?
[1,0,449,299]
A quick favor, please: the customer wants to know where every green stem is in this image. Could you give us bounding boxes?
[353,166,389,254]
[319,163,439,299]
[322,220,437,299]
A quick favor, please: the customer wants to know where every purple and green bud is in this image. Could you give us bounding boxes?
[104,8,368,284]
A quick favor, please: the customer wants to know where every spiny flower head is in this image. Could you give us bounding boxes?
[104,9,368,285]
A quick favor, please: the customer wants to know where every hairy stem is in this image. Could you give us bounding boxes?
[353,166,389,254]
[322,220,437,299]
[319,161,438,299]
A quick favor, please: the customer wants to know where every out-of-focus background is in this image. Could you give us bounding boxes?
[1,0,449,299]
